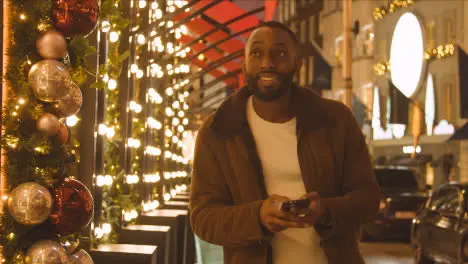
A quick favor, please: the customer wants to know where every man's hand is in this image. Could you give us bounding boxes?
[295,192,326,226]
[260,194,308,233]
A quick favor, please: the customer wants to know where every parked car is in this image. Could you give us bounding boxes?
[361,166,428,241]
[412,183,468,264]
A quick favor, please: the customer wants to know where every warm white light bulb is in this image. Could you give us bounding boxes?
[108,79,117,90]
[109,32,119,43]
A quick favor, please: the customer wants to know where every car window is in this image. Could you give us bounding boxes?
[374,169,419,189]
[429,186,462,215]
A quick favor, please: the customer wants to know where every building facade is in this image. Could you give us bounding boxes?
[279,0,468,187]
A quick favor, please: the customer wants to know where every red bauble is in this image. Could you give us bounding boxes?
[49,178,94,235]
[57,123,69,144]
[52,0,99,38]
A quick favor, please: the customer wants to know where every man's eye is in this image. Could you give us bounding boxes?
[251,51,261,57]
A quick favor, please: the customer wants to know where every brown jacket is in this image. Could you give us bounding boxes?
[189,84,380,264]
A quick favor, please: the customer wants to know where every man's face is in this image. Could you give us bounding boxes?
[243,27,298,102]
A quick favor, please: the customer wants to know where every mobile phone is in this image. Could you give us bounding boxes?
[280,198,310,213]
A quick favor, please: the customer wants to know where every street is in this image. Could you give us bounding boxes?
[361,242,414,264]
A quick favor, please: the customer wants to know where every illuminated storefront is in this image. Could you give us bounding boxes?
[370,3,466,187]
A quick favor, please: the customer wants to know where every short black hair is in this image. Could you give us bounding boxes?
[246,21,298,47]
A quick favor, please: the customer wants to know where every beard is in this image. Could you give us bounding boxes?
[246,70,295,102]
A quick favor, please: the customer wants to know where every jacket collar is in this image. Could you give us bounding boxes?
[211,84,331,139]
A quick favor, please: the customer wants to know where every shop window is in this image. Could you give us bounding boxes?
[425,74,435,136]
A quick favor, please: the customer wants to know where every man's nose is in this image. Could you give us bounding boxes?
[260,54,275,70]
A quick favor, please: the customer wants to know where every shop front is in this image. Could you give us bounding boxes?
[371,135,459,188]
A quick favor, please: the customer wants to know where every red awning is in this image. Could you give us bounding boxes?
[173,1,260,89]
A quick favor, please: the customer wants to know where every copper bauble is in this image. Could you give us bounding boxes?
[37,113,60,136]
[49,178,94,235]
[7,182,53,226]
[55,82,82,117]
[26,240,68,264]
[28,60,71,102]
[52,0,99,38]
[68,249,94,264]
[57,123,69,144]
[60,237,80,255]
[36,31,68,59]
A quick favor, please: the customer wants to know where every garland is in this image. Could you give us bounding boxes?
[1,0,96,263]
[90,0,131,246]
[373,0,415,21]
[373,43,455,76]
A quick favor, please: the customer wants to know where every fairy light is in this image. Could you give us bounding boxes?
[137,34,146,44]
[109,31,119,43]
[101,21,111,32]
[129,101,143,113]
[102,223,112,234]
[127,138,141,148]
[136,69,144,79]
[145,146,161,156]
[182,118,189,125]
[148,88,163,104]
[66,115,79,127]
[143,173,160,183]
[126,174,140,184]
[138,0,147,8]
[166,88,174,96]
[19,14,26,20]
[147,117,162,129]
[108,79,117,90]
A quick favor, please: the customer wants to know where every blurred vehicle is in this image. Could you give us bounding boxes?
[411,183,468,264]
[361,166,428,241]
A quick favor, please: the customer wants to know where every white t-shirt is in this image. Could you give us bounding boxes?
[246,96,328,264]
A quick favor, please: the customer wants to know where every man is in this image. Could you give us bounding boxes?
[189,21,380,264]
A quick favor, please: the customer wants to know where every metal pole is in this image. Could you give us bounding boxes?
[342,0,353,108]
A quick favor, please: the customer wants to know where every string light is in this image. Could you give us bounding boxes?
[138,0,147,8]
[109,31,119,43]
[19,14,26,20]
[108,79,117,90]
[101,21,111,32]
[96,175,113,187]
[145,146,161,156]
[126,174,140,184]
[127,138,141,148]
[66,115,79,127]
[129,101,143,113]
